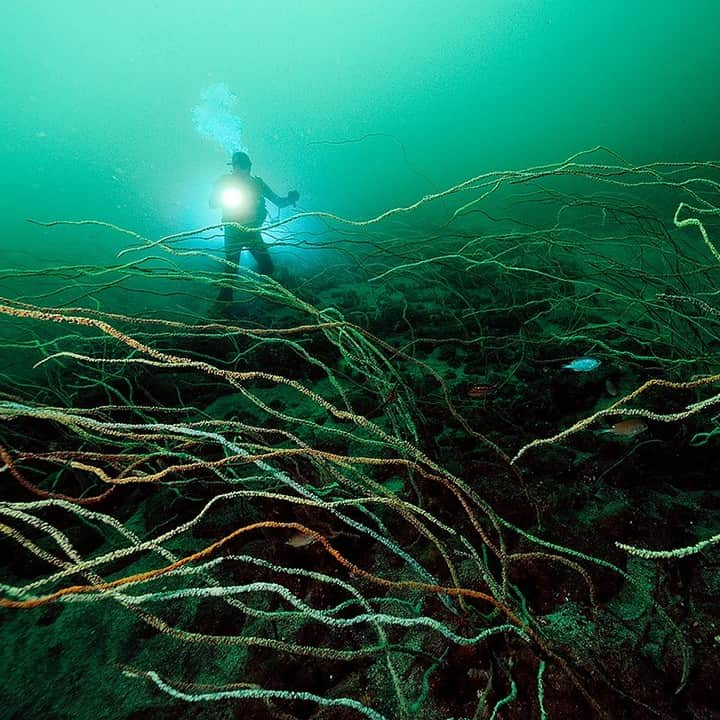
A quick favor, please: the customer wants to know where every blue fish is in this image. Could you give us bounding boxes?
[562,357,601,372]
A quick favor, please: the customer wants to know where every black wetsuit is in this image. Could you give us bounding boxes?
[210,173,277,276]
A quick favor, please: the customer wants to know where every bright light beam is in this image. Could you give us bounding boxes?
[221,187,248,211]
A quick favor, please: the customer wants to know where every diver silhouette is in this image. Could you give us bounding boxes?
[209,151,299,303]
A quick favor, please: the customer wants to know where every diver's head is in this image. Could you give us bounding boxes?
[230,151,251,174]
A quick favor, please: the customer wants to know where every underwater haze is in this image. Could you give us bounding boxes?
[2,2,720,720]
[2,0,719,264]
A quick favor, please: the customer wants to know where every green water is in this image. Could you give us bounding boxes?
[1,1,718,268]
[1,3,720,720]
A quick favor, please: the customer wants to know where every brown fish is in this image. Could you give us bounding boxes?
[600,418,648,437]
[286,530,318,548]
[468,384,497,398]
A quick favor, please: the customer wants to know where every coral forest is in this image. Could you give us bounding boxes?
[1,148,719,719]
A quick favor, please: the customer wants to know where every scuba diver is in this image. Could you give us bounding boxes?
[209,150,299,303]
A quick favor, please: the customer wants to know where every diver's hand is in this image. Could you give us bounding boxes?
[287,190,300,206]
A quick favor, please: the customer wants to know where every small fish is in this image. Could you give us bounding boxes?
[599,418,647,438]
[468,383,496,398]
[562,357,601,372]
[286,530,317,548]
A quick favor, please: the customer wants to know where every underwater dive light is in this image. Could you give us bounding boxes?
[221,186,248,211]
